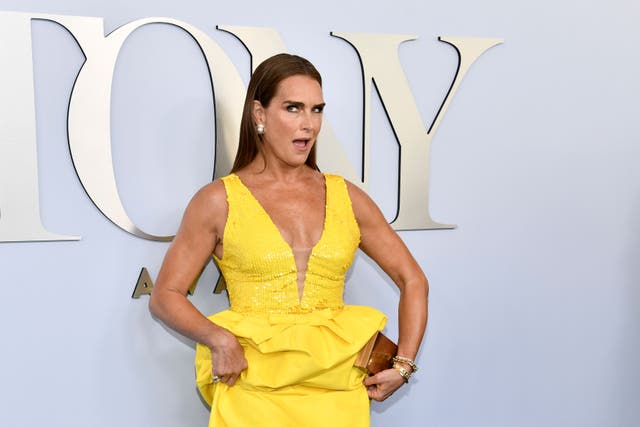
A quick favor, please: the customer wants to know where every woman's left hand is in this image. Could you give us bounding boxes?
[363,367,407,401]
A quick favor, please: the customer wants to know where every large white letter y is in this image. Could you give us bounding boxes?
[332,33,502,230]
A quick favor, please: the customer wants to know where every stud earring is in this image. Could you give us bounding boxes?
[256,123,265,135]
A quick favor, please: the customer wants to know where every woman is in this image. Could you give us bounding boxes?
[149,53,428,426]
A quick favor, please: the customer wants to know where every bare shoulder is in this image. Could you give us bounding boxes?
[343,179,385,226]
[190,179,227,209]
[181,179,228,235]
[343,179,409,269]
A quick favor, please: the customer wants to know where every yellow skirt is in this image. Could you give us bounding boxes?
[195,305,387,427]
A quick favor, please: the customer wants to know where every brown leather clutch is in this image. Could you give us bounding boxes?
[354,331,398,375]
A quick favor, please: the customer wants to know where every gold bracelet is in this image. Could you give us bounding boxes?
[393,355,418,372]
[393,363,411,382]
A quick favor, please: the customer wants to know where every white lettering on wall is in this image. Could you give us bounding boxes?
[0,11,502,242]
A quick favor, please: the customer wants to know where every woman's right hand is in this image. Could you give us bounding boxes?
[208,327,248,386]
[149,181,248,386]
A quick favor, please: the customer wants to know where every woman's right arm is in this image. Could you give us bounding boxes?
[149,180,247,385]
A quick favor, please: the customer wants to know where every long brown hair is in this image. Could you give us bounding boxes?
[231,53,323,173]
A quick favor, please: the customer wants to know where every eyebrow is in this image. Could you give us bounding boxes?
[283,100,326,109]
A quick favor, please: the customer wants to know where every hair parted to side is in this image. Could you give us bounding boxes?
[231,53,323,173]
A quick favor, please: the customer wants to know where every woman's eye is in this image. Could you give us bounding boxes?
[312,106,324,113]
[286,105,299,112]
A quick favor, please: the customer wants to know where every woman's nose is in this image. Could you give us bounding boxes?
[300,111,315,132]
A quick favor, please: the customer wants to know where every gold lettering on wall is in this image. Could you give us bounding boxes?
[131,267,154,298]
[132,258,222,298]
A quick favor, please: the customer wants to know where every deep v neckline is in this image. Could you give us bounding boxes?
[232,173,329,302]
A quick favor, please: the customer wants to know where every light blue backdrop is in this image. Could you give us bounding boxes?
[0,0,638,426]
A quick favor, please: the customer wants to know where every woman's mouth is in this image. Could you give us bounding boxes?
[293,139,310,149]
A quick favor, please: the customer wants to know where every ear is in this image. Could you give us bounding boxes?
[252,100,265,125]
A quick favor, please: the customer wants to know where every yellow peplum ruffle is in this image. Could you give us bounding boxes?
[195,305,386,406]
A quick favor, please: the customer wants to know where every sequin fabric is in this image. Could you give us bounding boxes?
[213,173,360,315]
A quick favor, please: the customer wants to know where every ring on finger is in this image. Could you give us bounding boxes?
[212,375,221,382]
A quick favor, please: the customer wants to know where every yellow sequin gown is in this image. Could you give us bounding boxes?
[195,173,387,427]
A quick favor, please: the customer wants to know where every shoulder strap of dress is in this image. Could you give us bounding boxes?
[218,174,243,238]
[324,173,347,203]
[220,173,239,192]
[220,173,248,207]
[324,174,359,228]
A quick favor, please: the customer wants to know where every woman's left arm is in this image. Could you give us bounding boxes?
[346,182,429,401]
